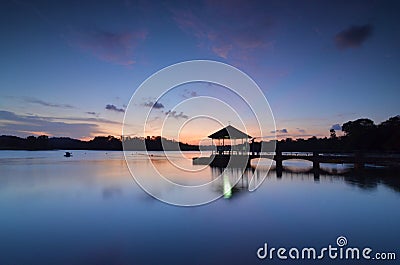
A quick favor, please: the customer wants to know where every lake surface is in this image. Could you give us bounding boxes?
[0,150,399,265]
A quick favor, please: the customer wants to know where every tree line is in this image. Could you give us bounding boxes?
[0,135,199,151]
[274,115,400,152]
[0,115,398,152]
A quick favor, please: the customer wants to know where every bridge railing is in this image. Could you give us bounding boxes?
[281,152,313,156]
[224,151,400,161]
[251,152,315,156]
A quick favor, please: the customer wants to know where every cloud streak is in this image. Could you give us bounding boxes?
[182,89,198,98]
[143,101,164,109]
[171,1,273,60]
[335,24,373,49]
[296,128,306,133]
[165,110,189,119]
[331,124,342,130]
[69,28,147,65]
[0,110,101,139]
[50,116,121,125]
[105,104,125,113]
[23,97,74,109]
[271,128,288,134]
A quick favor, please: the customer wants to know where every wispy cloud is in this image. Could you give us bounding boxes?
[331,124,342,130]
[23,97,74,109]
[335,24,373,49]
[171,0,274,61]
[182,89,198,98]
[0,110,101,138]
[69,28,147,66]
[271,128,288,134]
[86,111,98,116]
[51,116,121,125]
[105,104,125,113]
[165,110,189,119]
[296,128,306,133]
[143,101,164,109]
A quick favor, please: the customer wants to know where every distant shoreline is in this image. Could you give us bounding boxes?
[0,135,200,152]
[1,115,400,152]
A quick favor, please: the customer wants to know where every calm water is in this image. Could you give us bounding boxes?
[0,150,399,265]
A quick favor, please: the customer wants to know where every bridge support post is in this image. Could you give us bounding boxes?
[313,151,320,171]
[313,171,320,181]
[275,150,283,175]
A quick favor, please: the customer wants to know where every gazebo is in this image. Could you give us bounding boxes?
[208,125,252,155]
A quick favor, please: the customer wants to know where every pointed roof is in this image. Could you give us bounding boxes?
[208,125,252,139]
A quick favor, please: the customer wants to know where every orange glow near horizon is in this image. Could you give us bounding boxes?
[73,119,334,143]
[72,124,334,143]
[22,131,53,137]
[105,129,332,144]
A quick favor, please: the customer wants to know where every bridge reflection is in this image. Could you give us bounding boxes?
[209,165,400,199]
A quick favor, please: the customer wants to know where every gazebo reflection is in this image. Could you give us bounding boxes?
[210,166,266,198]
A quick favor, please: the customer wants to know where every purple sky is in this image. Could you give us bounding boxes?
[0,0,399,141]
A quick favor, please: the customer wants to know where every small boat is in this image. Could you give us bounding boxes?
[64,152,72,157]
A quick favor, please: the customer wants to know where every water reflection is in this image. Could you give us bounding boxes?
[343,168,400,193]
[0,151,399,265]
[211,167,252,196]
[211,159,400,199]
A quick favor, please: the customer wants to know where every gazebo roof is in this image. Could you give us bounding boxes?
[208,125,252,139]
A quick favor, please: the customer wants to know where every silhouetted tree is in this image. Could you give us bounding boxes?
[89,135,122,150]
[37,135,49,149]
[378,115,400,150]
[342,118,375,136]
[342,118,377,150]
[330,129,337,139]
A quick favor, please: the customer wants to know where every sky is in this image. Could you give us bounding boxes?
[0,0,399,143]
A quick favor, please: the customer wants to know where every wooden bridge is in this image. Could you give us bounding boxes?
[193,125,400,168]
[193,151,400,169]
